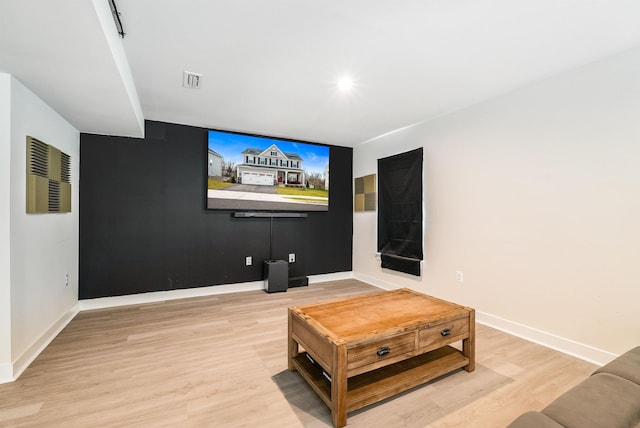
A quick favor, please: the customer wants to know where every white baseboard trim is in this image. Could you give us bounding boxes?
[477,311,618,366]
[79,281,266,311]
[352,272,401,291]
[3,303,80,384]
[308,271,354,284]
[80,272,356,311]
[12,273,614,384]
[353,274,617,366]
[0,363,12,384]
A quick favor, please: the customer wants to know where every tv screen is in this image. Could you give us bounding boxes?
[207,129,330,211]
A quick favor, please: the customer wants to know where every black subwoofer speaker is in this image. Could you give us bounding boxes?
[264,260,288,293]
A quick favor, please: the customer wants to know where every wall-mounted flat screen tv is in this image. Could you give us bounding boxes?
[207,129,330,211]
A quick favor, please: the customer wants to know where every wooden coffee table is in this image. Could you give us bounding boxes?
[288,288,475,427]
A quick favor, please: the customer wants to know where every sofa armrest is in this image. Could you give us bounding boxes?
[506,411,563,428]
[542,373,640,428]
[593,346,640,385]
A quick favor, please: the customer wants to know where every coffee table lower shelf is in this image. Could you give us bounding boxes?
[291,345,469,414]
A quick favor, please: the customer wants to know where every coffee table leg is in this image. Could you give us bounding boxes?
[463,308,475,372]
[331,343,348,428]
[288,310,299,371]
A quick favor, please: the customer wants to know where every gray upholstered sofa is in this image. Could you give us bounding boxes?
[507,346,640,428]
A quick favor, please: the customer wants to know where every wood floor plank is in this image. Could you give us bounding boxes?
[0,279,597,427]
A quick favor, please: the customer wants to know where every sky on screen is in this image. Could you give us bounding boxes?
[208,130,329,175]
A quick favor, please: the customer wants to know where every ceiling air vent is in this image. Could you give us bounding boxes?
[183,71,203,89]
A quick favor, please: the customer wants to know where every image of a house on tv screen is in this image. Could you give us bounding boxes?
[207,130,330,211]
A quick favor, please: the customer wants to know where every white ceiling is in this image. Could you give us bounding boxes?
[2,1,640,146]
[0,0,144,137]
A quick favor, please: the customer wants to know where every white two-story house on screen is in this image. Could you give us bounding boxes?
[236,144,305,187]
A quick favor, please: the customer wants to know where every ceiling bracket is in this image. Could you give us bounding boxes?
[108,0,126,38]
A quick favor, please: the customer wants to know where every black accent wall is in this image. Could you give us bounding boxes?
[79,121,353,299]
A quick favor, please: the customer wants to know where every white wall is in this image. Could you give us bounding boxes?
[7,76,79,380]
[353,47,640,362]
[0,74,12,381]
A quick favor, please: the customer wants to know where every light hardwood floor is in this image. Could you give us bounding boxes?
[0,279,597,427]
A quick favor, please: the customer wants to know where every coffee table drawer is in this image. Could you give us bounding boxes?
[347,332,415,373]
[419,317,469,350]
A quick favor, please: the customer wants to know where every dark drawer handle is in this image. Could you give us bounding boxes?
[441,328,452,337]
[377,347,391,357]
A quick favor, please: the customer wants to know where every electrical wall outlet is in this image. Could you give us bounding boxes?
[245,256,252,266]
[65,273,69,287]
[456,271,464,283]
[289,253,295,263]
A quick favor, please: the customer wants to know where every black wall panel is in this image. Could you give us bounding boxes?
[79,121,353,299]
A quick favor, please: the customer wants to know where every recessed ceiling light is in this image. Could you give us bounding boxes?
[337,76,353,92]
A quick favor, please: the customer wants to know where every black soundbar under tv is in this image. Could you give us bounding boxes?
[233,212,308,218]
